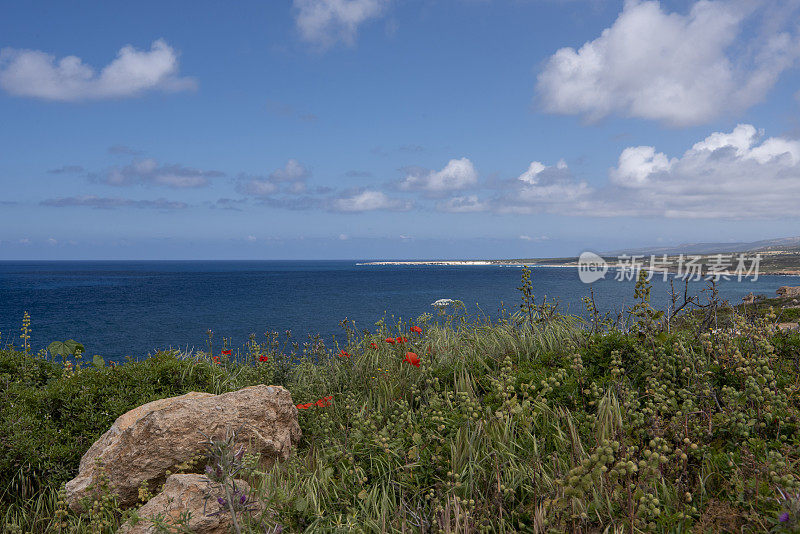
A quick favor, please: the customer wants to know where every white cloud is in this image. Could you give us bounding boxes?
[239,179,277,196]
[517,159,568,184]
[400,158,478,194]
[237,159,310,197]
[610,146,673,188]
[332,190,410,212]
[519,235,550,242]
[0,39,196,101]
[101,159,223,188]
[41,196,188,210]
[463,125,800,219]
[536,0,800,126]
[246,235,257,242]
[269,158,311,182]
[436,195,488,213]
[605,124,800,217]
[294,0,389,47]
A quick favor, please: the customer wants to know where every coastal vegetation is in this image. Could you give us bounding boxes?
[1,271,800,532]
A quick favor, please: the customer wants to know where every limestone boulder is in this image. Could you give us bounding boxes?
[66,385,300,511]
[117,474,263,534]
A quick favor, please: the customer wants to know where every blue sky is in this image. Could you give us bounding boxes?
[1,0,800,259]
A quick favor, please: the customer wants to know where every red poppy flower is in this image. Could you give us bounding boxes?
[258,355,269,362]
[403,351,420,368]
[339,350,351,358]
[221,349,232,356]
[385,338,395,344]
[396,336,408,344]
[370,342,378,349]
[410,326,422,334]
[211,356,221,365]
[316,398,331,407]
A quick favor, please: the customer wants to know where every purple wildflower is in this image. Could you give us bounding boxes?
[239,493,247,504]
[780,512,790,523]
[217,497,226,506]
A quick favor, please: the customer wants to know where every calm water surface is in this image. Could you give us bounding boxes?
[1,261,797,362]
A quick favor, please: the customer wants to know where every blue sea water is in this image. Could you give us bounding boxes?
[1,260,798,362]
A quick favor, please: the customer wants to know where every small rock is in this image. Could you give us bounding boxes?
[118,474,261,534]
[66,385,300,511]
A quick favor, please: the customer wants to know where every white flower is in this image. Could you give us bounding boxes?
[432,299,455,308]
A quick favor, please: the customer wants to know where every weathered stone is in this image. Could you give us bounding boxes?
[66,385,300,511]
[117,474,262,534]
[777,286,800,298]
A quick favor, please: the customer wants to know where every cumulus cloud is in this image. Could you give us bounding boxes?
[536,0,800,126]
[436,126,800,219]
[603,124,800,218]
[294,0,389,46]
[430,159,589,215]
[610,146,672,188]
[237,159,311,196]
[331,190,411,212]
[0,39,196,101]
[400,158,478,195]
[517,159,568,184]
[41,196,187,210]
[97,159,223,188]
[491,158,592,214]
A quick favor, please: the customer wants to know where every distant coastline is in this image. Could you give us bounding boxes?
[357,255,800,276]
[356,259,580,267]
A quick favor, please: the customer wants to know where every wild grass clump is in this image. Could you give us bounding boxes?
[1,270,800,532]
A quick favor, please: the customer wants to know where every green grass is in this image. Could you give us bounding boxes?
[2,280,800,533]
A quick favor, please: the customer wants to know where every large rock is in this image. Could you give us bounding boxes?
[66,385,300,511]
[118,474,262,534]
[777,286,800,298]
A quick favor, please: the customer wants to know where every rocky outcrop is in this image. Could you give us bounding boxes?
[742,292,755,304]
[117,474,261,534]
[66,385,300,511]
[777,286,800,298]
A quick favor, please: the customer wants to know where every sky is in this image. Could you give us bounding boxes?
[1,0,800,260]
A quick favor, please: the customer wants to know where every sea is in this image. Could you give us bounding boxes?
[1,260,798,363]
